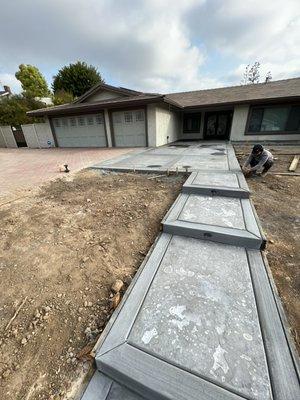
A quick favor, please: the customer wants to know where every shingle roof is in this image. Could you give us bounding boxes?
[27,93,163,116]
[27,77,300,117]
[165,77,300,108]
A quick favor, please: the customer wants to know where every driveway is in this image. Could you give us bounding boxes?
[0,147,132,198]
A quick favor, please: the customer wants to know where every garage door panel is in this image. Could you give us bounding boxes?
[112,110,146,147]
[53,114,107,148]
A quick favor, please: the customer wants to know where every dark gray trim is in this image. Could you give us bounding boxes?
[247,250,300,399]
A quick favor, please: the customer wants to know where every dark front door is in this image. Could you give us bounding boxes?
[204,111,233,140]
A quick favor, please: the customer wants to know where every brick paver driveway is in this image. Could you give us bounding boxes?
[0,148,133,198]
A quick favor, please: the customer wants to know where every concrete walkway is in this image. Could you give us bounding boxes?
[83,143,299,400]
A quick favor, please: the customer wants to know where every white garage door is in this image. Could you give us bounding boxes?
[112,109,146,147]
[52,114,107,147]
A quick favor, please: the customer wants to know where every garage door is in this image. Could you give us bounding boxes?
[112,109,146,147]
[52,114,107,147]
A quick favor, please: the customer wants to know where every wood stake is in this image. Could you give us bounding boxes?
[5,296,28,331]
[288,156,299,172]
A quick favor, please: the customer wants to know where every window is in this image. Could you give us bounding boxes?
[95,114,104,124]
[54,119,60,128]
[183,113,201,133]
[124,112,133,123]
[62,118,68,127]
[87,116,94,125]
[135,110,144,121]
[247,104,300,134]
[70,117,76,126]
[78,116,85,126]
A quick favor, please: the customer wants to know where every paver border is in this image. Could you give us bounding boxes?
[162,193,264,249]
[182,171,250,198]
[95,234,299,400]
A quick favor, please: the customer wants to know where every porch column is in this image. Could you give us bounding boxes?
[104,109,113,147]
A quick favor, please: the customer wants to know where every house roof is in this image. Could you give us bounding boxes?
[27,77,300,117]
[165,77,300,108]
[27,93,163,116]
[72,82,146,104]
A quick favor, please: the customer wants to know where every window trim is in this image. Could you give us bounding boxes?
[245,103,300,135]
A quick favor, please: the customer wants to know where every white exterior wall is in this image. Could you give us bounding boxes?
[21,120,55,148]
[0,126,7,147]
[104,109,113,147]
[155,106,181,147]
[22,124,39,148]
[230,105,300,142]
[0,125,17,147]
[147,104,157,147]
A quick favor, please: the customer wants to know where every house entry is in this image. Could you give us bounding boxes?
[204,111,233,140]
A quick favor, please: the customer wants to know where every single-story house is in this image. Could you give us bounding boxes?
[27,78,300,148]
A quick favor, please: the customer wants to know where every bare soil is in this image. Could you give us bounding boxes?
[235,144,300,354]
[0,170,184,400]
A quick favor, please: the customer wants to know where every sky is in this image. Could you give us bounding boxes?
[0,0,299,94]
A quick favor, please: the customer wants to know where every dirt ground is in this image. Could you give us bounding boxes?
[0,170,184,400]
[235,144,300,354]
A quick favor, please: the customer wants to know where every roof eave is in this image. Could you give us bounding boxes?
[27,96,164,117]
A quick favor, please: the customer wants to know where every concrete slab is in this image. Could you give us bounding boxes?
[183,171,250,198]
[96,234,299,400]
[91,142,239,173]
[81,371,145,400]
[163,193,264,249]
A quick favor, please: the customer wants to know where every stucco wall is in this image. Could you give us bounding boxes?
[84,90,124,103]
[230,105,300,142]
[22,120,55,148]
[155,106,181,147]
[147,104,156,147]
[0,126,7,147]
[0,126,17,148]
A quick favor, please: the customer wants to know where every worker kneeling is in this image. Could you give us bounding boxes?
[242,144,274,177]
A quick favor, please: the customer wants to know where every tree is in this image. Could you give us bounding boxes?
[0,95,45,126]
[52,61,103,98]
[15,64,50,98]
[241,62,272,85]
[52,89,74,105]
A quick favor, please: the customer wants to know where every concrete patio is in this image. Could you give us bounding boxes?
[82,142,299,400]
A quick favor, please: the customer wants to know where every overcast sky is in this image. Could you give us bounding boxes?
[0,0,299,94]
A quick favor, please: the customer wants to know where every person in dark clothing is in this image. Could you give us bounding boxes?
[242,144,274,177]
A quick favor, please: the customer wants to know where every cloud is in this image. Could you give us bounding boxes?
[0,73,22,93]
[0,0,299,94]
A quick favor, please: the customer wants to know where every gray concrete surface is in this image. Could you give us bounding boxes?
[82,142,299,400]
[91,142,237,173]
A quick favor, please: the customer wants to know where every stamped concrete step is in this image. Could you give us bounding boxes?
[183,171,250,198]
[162,193,265,249]
[81,371,145,400]
[95,234,299,400]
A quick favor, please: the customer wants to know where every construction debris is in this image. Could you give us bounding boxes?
[288,155,299,172]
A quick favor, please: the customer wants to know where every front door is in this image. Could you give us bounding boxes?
[204,111,233,140]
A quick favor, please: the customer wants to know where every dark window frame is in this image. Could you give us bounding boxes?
[183,113,201,134]
[245,103,300,135]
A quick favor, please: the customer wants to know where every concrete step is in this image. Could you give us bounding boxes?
[81,371,145,400]
[162,193,265,249]
[182,171,250,198]
[95,234,299,400]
